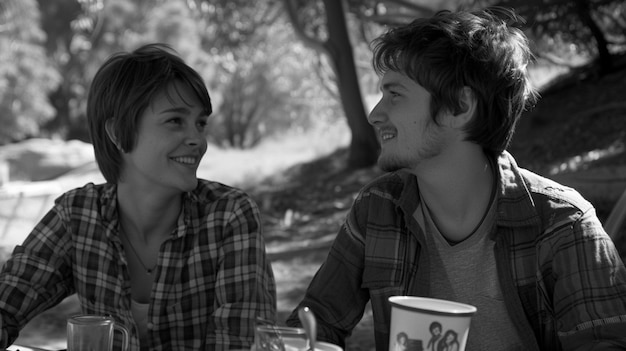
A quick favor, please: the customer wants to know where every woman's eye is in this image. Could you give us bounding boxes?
[196,119,209,132]
[167,117,183,125]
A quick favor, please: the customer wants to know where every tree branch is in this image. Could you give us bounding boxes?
[282,0,328,55]
[383,0,437,14]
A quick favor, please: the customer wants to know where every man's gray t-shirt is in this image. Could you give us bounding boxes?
[414,190,525,350]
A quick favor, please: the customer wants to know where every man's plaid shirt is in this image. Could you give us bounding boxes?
[0,179,276,350]
[288,151,626,351]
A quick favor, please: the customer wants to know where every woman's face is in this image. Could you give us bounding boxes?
[120,81,209,195]
[446,333,455,343]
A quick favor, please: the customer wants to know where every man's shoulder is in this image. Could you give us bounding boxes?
[499,152,593,213]
[518,168,593,212]
[357,171,411,200]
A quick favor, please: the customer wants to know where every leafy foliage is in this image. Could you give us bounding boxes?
[0,0,60,144]
[2,0,624,151]
[466,0,626,70]
[188,0,283,49]
[206,23,328,149]
[189,0,340,149]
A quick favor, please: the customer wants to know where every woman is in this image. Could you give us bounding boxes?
[442,330,459,351]
[0,44,276,350]
[394,332,408,351]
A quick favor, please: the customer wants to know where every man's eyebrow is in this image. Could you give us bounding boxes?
[380,82,408,92]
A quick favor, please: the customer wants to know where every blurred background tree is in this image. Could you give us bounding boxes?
[37,0,158,141]
[0,0,624,168]
[466,0,626,74]
[0,0,60,144]
[187,0,334,149]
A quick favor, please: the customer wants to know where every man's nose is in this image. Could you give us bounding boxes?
[367,99,386,126]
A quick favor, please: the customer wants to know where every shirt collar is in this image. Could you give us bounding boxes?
[392,152,541,231]
[495,151,541,228]
[100,183,192,239]
[99,183,119,239]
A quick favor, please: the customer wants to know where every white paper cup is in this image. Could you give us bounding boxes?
[388,296,476,351]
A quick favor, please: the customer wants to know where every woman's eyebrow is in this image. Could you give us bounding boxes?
[158,106,191,115]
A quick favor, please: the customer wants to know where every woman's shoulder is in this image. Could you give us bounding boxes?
[55,182,114,204]
[191,179,255,204]
[47,183,115,221]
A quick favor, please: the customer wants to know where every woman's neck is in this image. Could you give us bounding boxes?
[116,182,182,242]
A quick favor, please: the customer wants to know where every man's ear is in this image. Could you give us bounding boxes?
[105,119,123,152]
[448,86,477,128]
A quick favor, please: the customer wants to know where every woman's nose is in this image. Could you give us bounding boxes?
[185,125,206,146]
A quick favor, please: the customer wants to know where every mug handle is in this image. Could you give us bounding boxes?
[113,323,130,351]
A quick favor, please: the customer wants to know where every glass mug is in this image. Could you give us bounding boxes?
[67,315,130,351]
[255,325,307,351]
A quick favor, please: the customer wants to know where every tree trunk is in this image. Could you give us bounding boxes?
[575,0,612,73]
[45,84,71,137]
[323,0,379,169]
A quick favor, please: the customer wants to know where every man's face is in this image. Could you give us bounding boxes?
[368,70,453,173]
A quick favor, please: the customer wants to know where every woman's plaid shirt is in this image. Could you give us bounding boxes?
[0,179,276,350]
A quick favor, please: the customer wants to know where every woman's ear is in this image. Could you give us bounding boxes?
[448,86,477,128]
[105,119,123,152]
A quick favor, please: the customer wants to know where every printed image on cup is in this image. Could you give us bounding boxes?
[388,296,477,351]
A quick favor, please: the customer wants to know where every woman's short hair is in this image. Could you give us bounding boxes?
[87,43,212,183]
[371,7,538,156]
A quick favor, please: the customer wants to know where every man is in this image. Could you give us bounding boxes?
[287,7,626,351]
[427,322,442,351]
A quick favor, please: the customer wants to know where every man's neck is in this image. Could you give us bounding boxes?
[413,146,495,243]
